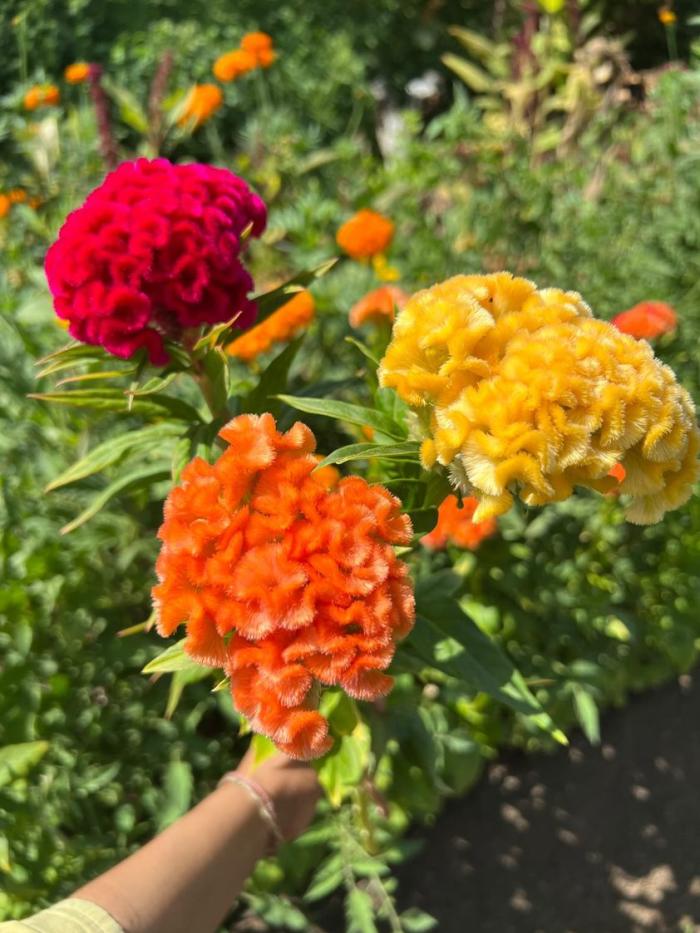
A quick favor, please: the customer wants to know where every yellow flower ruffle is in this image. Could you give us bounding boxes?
[379,272,699,524]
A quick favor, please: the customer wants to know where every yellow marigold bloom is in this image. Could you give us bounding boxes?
[23,84,60,110]
[379,273,699,525]
[213,49,257,82]
[658,7,677,24]
[337,210,395,260]
[65,62,91,84]
[226,290,315,361]
[178,84,223,128]
[0,195,10,218]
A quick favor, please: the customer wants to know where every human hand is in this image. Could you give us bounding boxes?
[237,747,322,842]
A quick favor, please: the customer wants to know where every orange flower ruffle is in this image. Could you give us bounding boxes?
[23,84,60,111]
[152,413,414,759]
[227,290,315,362]
[178,84,223,128]
[421,495,497,550]
[337,210,394,260]
[65,62,91,84]
[349,286,409,328]
[612,301,677,340]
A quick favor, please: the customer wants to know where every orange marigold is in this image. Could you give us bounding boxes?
[612,301,677,340]
[213,49,258,82]
[0,195,10,218]
[421,495,497,550]
[227,290,315,362]
[23,84,60,110]
[337,210,395,260]
[241,31,273,54]
[8,189,27,204]
[65,62,91,84]
[178,84,223,128]
[349,286,409,328]
[152,413,415,759]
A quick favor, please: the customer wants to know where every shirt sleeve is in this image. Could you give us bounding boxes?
[0,898,123,933]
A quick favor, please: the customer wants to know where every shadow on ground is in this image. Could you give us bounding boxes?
[397,674,700,933]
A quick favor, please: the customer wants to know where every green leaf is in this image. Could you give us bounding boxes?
[345,888,378,933]
[447,26,498,62]
[320,691,360,737]
[46,424,183,491]
[0,835,10,873]
[408,507,439,535]
[316,726,371,807]
[101,77,149,132]
[572,686,600,745]
[344,336,380,367]
[156,759,193,830]
[60,465,170,534]
[251,734,278,766]
[142,639,203,674]
[277,395,405,439]
[165,666,211,718]
[200,347,231,416]
[304,853,345,902]
[410,590,566,742]
[315,441,420,469]
[29,388,202,422]
[242,338,304,415]
[400,908,439,932]
[55,369,136,387]
[442,54,495,93]
[36,341,112,378]
[0,741,49,788]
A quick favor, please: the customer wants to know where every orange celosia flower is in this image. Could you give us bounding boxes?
[226,290,315,362]
[612,301,677,340]
[241,31,273,54]
[152,413,414,759]
[178,84,223,128]
[421,496,497,550]
[213,49,258,82]
[0,195,10,218]
[8,189,27,204]
[349,286,410,328]
[337,210,395,260]
[65,62,91,84]
[23,84,60,110]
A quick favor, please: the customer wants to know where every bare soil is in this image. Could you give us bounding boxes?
[397,674,700,933]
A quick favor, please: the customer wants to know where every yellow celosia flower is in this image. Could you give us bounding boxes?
[379,273,699,525]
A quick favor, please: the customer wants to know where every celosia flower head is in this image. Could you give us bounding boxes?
[45,158,266,364]
[421,495,497,550]
[178,84,223,128]
[349,286,409,328]
[152,413,414,759]
[65,62,92,84]
[227,290,315,361]
[380,273,699,525]
[213,49,258,82]
[612,301,677,340]
[23,84,60,110]
[337,210,394,260]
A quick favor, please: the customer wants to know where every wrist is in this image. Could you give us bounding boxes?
[217,772,284,852]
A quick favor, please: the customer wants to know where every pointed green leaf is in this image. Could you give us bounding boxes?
[46,424,183,491]
[346,888,378,933]
[142,639,201,674]
[60,465,170,534]
[242,338,304,415]
[448,26,498,62]
[156,759,193,830]
[315,441,420,469]
[442,54,495,93]
[277,395,405,439]
[572,686,600,745]
[0,742,49,788]
[29,388,202,421]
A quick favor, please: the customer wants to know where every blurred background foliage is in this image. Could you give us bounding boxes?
[2,0,700,928]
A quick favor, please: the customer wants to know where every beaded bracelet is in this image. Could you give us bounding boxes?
[218,771,284,849]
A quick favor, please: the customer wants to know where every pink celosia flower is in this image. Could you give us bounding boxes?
[45,158,267,364]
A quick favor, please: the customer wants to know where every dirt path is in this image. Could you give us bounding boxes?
[397,674,700,932]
